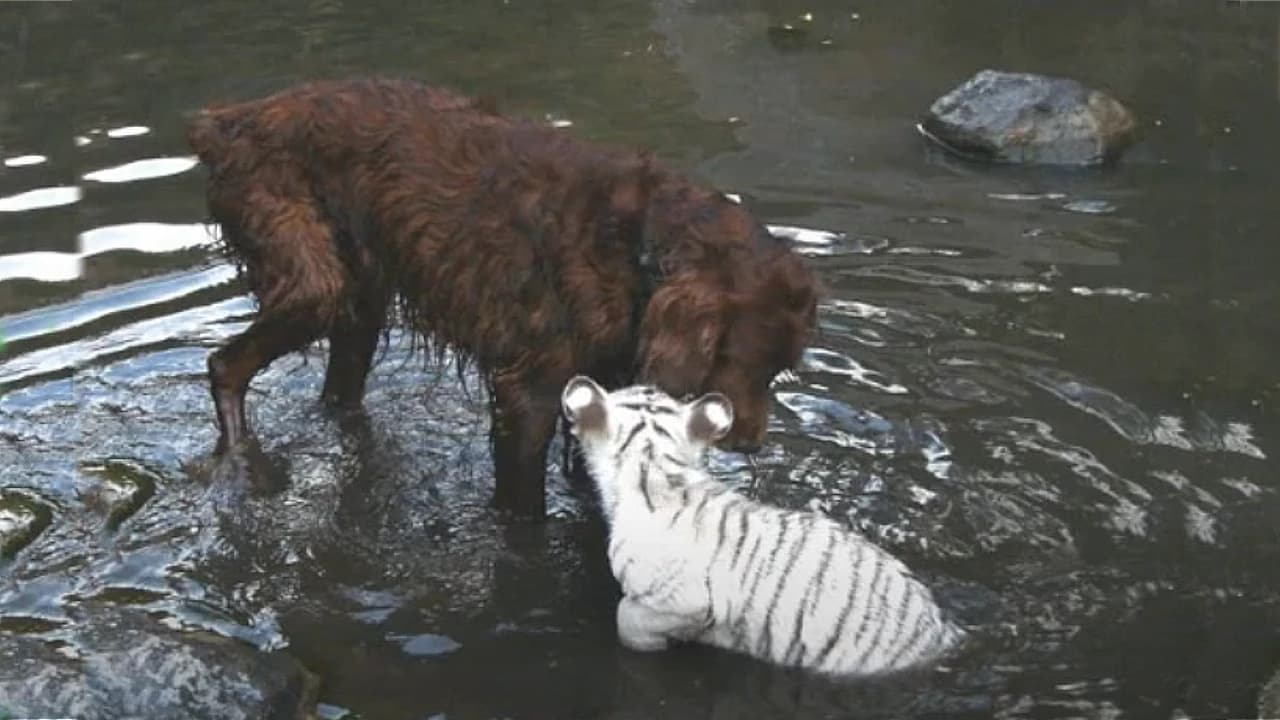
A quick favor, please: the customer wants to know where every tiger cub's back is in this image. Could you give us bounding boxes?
[699,494,966,677]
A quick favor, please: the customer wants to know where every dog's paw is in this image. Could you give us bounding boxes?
[187,439,290,506]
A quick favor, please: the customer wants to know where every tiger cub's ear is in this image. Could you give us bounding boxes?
[562,375,608,434]
[687,392,734,445]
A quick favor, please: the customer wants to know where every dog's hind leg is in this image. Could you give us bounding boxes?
[210,318,326,453]
[209,199,346,454]
[321,288,386,410]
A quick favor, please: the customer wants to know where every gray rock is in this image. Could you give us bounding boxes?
[0,489,53,559]
[1261,666,1280,718]
[920,69,1138,166]
[79,457,160,532]
[0,604,318,720]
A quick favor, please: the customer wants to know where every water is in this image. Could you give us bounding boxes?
[2,0,1279,717]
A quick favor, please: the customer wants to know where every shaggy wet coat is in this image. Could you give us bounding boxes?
[186,77,818,516]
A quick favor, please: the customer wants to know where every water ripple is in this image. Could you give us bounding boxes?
[988,192,1067,202]
[79,222,217,257]
[774,391,897,454]
[82,156,198,184]
[976,415,1158,540]
[3,155,48,168]
[0,294,248,387]
[0,186,82,212]
[0,265,238,346]
[801,347,908,395]
[104,125,151,138]
[0,252,82,283]
[1021,366,1265,459]
[1068,286,1153,302]
[1062,199,1118,215]
[765,224,846,255]
[1023,366,1174,447]
[821,297,967,340]
[0,223,217,287]
[850,265,1054,295]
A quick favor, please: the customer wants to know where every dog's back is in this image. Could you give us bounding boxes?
[186,79,520,310]
[187,78,499,174]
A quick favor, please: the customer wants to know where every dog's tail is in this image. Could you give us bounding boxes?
[185,104,245,168]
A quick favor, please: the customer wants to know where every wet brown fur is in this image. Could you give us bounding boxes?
[186,77,818,516]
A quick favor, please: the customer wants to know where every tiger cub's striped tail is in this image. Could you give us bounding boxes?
[562,374,968,678]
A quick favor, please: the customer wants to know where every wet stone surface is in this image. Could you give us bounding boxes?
[0,490,53,560]
[80,458,159,533]
[920,69,1139,166]
[0,603,318,720]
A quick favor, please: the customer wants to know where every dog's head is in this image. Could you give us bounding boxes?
[629,180,819,455]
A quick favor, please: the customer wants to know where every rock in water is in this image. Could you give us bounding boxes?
[0,490,53,559]
[0,604,318,720]
[920,69,1138,166]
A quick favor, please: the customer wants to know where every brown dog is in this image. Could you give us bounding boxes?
[186,78,818,516]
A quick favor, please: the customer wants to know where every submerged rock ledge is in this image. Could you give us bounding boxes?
[0,603,318,720]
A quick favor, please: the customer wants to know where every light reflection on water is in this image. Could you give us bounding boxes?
[0,186,82,213]
[2,155,48,168]
[0,251,81,283]
[81,156,199,184]
[78,222,217,258]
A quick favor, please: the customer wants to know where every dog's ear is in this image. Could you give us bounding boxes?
[609,150,656,218]
[638,280,727,398]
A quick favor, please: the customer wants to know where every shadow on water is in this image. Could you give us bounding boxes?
[2,0,1280,717]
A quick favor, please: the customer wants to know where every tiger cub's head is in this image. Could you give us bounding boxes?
[561,375,734,505]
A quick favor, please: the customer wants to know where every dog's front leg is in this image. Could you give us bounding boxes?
[489,372,560,518]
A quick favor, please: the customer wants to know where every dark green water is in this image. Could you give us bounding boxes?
[2,1,1279,717]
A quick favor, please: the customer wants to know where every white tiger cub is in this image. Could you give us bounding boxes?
[561,374,967,678]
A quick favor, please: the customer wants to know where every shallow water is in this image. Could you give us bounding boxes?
[2,0,1280,718]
